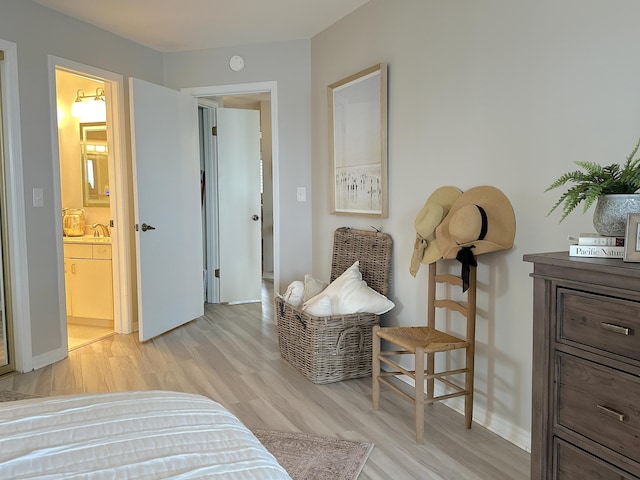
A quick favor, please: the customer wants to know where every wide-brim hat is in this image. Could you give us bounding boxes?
[410,186,463,276]
[435,186,515,260]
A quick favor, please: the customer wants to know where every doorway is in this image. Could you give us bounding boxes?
[56,70,114,349]
[185,82,279,303]
[0,49,15,375]
[199,98,269,304]
[0,39,30,374]
[221,93,274,282]
[50,57,131,353]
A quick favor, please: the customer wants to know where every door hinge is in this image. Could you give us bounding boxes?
[214,268,220,278]
[212,126,217,136]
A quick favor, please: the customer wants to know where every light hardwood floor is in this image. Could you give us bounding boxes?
[0,281,530,479]
[67,323,114,350]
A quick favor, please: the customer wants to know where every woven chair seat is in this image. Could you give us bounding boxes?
[376,326,469,353]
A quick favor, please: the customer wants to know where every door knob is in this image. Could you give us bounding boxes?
[141,223,156,232]
[252,215,260,221]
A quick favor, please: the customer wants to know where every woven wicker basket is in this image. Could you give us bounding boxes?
[275,228,392,384]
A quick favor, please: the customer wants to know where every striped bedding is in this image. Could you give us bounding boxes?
[0,390,291,479]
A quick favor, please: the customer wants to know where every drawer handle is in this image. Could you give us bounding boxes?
[597,404,626,422]
[600,322,630,336]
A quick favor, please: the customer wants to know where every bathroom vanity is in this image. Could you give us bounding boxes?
[63,238,113,325]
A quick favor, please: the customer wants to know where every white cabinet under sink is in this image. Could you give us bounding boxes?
[64,243,113,322]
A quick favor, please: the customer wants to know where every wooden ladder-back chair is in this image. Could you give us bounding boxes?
[372,261,477,443]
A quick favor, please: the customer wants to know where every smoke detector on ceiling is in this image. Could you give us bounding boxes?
[229,55,245,72]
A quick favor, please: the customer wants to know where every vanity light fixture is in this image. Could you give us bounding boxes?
[71,87,106,122]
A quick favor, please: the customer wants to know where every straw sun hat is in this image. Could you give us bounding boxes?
[435,185,516,260]
[409,186,462,277]
[435,185,516,290]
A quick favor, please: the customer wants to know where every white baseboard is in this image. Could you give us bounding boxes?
[396,376,531,452]
[435,389,531,452]
[67,316,114,328]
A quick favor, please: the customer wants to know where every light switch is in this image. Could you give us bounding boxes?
[32,188,43,207]
[296,187,306,202]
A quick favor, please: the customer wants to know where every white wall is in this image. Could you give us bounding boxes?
[163,41,313,291]
[311,0,640,450]
[0,0,164,361]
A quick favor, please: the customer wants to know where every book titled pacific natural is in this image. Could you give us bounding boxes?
[569,245,625,258]
[567,233,626,258]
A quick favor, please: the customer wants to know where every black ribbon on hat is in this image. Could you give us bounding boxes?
[455,205,487,292]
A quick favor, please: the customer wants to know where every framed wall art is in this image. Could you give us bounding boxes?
[624,213,640,262]
[328,63,388,217]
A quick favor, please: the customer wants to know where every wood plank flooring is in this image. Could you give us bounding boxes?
[0,281,530,479]
[67,323,114,350]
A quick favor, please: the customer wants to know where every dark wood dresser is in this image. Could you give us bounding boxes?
[524,252,640,480]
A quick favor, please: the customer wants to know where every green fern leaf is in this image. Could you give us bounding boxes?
[546,136,640,222]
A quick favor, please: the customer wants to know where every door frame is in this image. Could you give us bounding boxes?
[47,57,132,348]
[197,101,219,303]
[0,38,31,372]
[182,82,280,293]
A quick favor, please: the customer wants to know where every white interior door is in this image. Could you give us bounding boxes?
[129,78,203,341]
[217,107,262,303]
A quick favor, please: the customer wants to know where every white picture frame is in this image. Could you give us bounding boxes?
[328,64,388,217]
[623,212,640,262]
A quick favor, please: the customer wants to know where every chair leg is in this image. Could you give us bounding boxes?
[372,325,381,410]
[464,346,474,429]
[415,346,424,443]
[426,351,434,401]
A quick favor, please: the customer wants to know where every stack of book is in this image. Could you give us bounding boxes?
[568,233,625,258]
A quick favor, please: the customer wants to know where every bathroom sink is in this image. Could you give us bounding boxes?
[63,236,111,244]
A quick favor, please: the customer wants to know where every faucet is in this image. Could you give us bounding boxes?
[92,223,110,237]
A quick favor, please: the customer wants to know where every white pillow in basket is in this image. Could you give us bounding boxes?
[282,280,304,308]
[302,294,332,317]
[302,261,394,315]
[302,274,328,302]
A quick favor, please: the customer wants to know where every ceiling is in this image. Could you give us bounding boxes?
[32,0,370,52]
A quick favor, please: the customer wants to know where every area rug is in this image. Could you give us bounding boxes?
[252,428,374,480]
[0,391,374,480]
[0,390,40,402]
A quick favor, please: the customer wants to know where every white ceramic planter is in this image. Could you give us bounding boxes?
[593,194,640,236]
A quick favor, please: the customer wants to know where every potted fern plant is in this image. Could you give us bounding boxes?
[546,137,640,236]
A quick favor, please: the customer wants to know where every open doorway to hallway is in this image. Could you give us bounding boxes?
[190,82,279,303]
[223,93,274,282]
[199,101,261,304]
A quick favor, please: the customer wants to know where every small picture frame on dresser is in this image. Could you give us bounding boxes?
[623,213,640,262]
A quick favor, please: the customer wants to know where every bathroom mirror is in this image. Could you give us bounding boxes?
[80,122,110,207]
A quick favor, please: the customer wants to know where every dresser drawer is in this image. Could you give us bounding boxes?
[557,353,640,464]
[558,288,640,362]
[553,438,638,480]
[554,438,638,479]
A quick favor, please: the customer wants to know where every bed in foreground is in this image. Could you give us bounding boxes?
[0,390,291,479]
